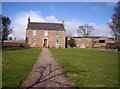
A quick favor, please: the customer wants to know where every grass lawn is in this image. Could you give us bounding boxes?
[50,48,118,87]
[2,47,41,87]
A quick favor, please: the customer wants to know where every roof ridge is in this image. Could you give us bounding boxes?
[30,22,63,24]
[71,36,107,38]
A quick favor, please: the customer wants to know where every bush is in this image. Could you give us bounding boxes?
[67,38,76,48]
[106,43,120,51]
[19,44,25,47]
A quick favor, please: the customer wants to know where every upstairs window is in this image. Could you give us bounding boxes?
[32,31,36,36]
[56,31,60,36]
[44,31,48,36]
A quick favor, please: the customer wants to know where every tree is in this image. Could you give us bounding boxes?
[67,38,76,48]
[77,24,94,37]
[77,23,95,37]
[108,1,120,43]
[14,37,16,40]
[9,37,12,40]
[2,16,12,44]
[0,15,2,45]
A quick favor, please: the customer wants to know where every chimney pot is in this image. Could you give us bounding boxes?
[62,18,64,25]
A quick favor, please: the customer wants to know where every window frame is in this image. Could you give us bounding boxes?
[32,39,36,45]
[56,31,60,36]
[32,31,36,36]
[44,31,48,36]
[55,40,59,45]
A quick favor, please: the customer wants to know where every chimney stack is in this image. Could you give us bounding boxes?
[28,16,30,24]
[62,18,64,25]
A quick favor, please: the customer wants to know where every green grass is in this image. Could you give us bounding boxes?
[50,48,118,87]
[2,47,41,87]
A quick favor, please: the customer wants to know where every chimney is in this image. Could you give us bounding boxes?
[28,16,30,24]
[27,17,30,28]
[62,18,64,25]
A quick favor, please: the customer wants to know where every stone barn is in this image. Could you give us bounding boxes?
[67,36,114,48]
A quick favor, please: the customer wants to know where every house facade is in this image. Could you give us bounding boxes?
[67,36,114,48]
[26,17,66,48]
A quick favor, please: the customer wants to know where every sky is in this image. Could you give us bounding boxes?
[2,2,117,40]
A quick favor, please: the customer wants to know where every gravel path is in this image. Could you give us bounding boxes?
[20,48,71,88]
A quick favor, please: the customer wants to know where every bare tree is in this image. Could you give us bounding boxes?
[108,1,120,43]
[77,23,95,37]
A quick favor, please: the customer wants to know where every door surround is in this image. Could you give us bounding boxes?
[43,38,48,47]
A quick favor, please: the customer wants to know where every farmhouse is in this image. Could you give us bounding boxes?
[67,36,114,48]
[26,17,66,48]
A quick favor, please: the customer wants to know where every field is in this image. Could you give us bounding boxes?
[2,47,41,87]
[3,40,25,47]
[4,40,25,43]
[50,48,118,87]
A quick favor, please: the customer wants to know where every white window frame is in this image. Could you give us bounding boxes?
[56,40,59,45]
[56,31,60,36]
[32,39,36,45]
[32,31,36,36]
[44,31,48,36]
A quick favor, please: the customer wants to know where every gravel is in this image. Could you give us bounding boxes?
[20,48,71,88]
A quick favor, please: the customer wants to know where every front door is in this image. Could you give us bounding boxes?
[44,39,47,47]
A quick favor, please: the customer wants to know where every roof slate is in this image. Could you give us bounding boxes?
[27,22,65,31]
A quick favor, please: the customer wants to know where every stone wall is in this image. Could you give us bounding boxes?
[26,29,65,48]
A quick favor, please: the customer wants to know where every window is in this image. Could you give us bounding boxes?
[99,40,105,43]
[44,31,48,36]
[32,39,36,45]
[56,31,60,36]
[56,40,59,45]
[32,31,36,36]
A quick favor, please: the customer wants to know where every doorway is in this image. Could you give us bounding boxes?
[44,39,47,47]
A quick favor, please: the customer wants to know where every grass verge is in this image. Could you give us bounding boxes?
[2,47,41,87]
[50,48,118,87]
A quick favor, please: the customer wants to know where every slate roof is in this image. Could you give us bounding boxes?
[69,36,108,38]
[73,36,105,38]
[27,22,65,31]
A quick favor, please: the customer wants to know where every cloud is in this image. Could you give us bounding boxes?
[90,23,112,37]
[90,6,103,12]
[65,21,83,37]
[107,2,117,7]
[44,16,58,22]
[9,10,112,40]
[9,10,59,40]
[65,20,112,37]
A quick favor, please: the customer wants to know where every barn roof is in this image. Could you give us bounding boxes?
[66,36,109,38]
[27,22,65,31]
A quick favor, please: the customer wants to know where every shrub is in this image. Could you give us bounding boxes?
[67,38,76,48]
[19,44,25,47]
[106,43,120,51]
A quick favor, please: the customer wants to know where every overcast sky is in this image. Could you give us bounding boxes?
[2,2,117,40]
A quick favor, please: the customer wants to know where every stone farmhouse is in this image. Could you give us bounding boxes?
[26,17,115,49]
[26,17,66,48]
[67,36,114,48]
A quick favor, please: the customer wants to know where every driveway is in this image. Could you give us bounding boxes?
[21,48,71,88]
